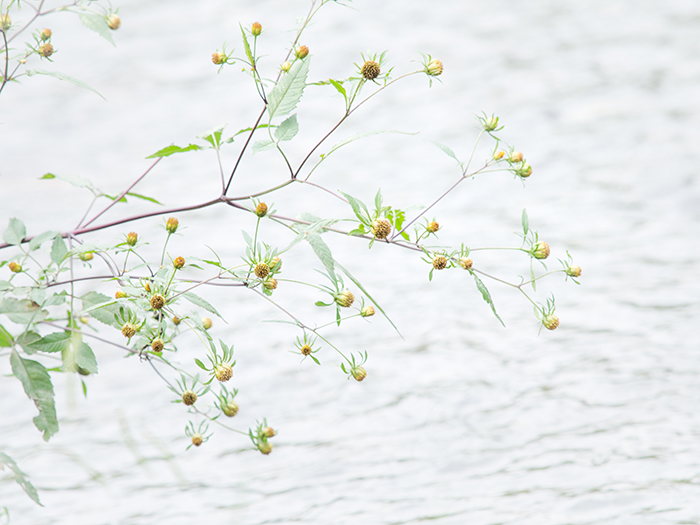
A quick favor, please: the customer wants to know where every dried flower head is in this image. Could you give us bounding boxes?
[191,434,203,447]
[151,338,164,353]
[361,60,381,80]
[432,256,448,270]
[542,314,559,331]
[254,263,270,279]
[300,344,312,356]
[214,364,233,382]
[370,218,392,240]
[150,294,165,310]
[458,257,473,270]
[121,323,138,339]
[182,390,197,406]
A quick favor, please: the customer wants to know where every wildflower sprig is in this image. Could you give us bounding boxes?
[214,386,239,417]
[340,351,368,382]
[294,332,321,364]
[249,418,276,455]
[169,373,210,406]
[194,339,236,384]
[344,189,407,246]
[185,421,212,449]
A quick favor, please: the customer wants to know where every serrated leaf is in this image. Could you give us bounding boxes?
[44,291,68,307]
[25,69,106,100]
[199,125,226,148]
[10,349,58,441]
[428,140,462,164]
[78,13,115,46]
[51,235,68,265]
[81,291,122,328]
[16,331,41,354]
[306,233,335,279]
[27,332,71,354]
[40,173,56,179]
[28,231,59,251]
[76,341,98,374]
[252,140,276,154]
[274,114,299,142]
[3,218,26,245]
[182,291,225,320]
[0,298,47,325]
[339,192,370,224]
[145,144,202,159]
[0,324,13,347]
[472,273,505,327]
[0,452,42,506]
[240,24,254,65]
[267,58,310,118]
[521,208,529,235]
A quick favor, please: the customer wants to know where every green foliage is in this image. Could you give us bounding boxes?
[0,452,42,505]
[10,349,59,441]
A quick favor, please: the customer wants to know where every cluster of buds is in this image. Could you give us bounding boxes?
[215,387,239,417]
[250,419,276,455]
[106,14,121,30]
[195,340,236,383]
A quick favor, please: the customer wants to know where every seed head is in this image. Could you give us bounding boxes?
[115,291,127,299]
[263,278,278,290]
[191,434,203,447]
[432,256,448,270]
[257,441,273,455]
[351,366,367,382]
[173,316,182,325]
[255,202,268,217]
[222,400,239,417]
[426,59,443,76]
[493,150,505,160]
[121,323,138,339]
[254,263,270,279]
[107,14,121,30]
[79,252,93,261]
[165,217,179,234]
[251,22,262,36]
[370,218,392,240]
[300,344,312,356]
[214,364,233,383]
[542,314,559,331]
[426,221,440,233]
[40,29,52,41]
[334,290,355,308]
[39,43,54,58]
[126,232,138,246]
[182,390,197,406]
[360,305,375,317]
[361,60,381,81]
[566,265,582,278]
[151,338,164,353]
[515,163,532,178]
[150,294,165,310]
[8,262,22,273]
[532,242,550,260]
[295,45,309,59]
[458,257,473,270]
[508,151,524,163]
[281,61,291,72]
[212,52,226,65]
[174,256,185,269]
[262,427,276,438]
[0,14,11,31]
[202,317,212,330]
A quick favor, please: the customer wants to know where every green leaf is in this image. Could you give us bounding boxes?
[16,331,41,354]
[274,114,299,142]
[194,358,207,370]
[472,273,505,327]
[267,57,310,118]
[28,231,59,251]
[25,69,106,100]
[126,192,162,205]
[252,140,276,154]
[3,218,26,245]
[326,130,415,158]
[40,173,56,179]
[48,174,98,193]
[76,341,98,374]
[328,79,346,100]
[0,280,12,291]
[339,192,371,224]
[27,332,71,354]
[182,291,225,320]
[10,349,58,441]
[521,208,529,235]
[240,24,254,65]
[78,13,115,46]
[0,324,13,347]
[145,144,202,159]
[306,233,336,279]
[374,188,383,212]
[0,298,47,325]
[428,140,462,165]
[81,291,122,328]
[0,452,42,506]
[51,235,68,265]
[315,301,331,307]
[199,125,226,148]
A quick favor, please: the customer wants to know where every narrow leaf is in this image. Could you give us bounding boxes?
[182,291,225,320]
[472,273,505,327]
[0,452,42,505]
[25,70,106,100]
[10,349,59,441]
[328,79,346,100]
[194,358,207,371]
[339,192,370,223]
[428,140,462,164]
[306,233,335,279]
[0,324,13,347]
[78,13,115,46]
[521,208,529,235]
[3,218,26,245]
[145,144,201,159]
[126,192,162,205]
[274,114,299,142]
[267,58,310,118]
[240,24,254,65]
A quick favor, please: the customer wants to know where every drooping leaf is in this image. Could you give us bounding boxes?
[328,79,346,101]
[194,358,207,371]
[305,233,336,279]
[428,140,462,165]
[16,331,42,354]
[28,231,59,251]
[10,349,58,441]
[145,144,202,159]
[0,452,42,505]
[27,332,71,354]
[274,114,299,142]
[78,13,116,46]
[199,125,227,148]
[0,324,13,347]
[3,218,26,245]
[51,235,68,265]
[472,273,505,327]
[182,291,225,320]
[252,140,276,154]
[339,192,370,224]
[25,69,106,100]
[76,341,98,374]
[325,130,415,157]
[0,298,47,325]
[267,58,310,118]
[521,208,529,235]
[126,192,162,205]
[81,292,122,328]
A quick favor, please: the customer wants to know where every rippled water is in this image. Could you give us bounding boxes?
[2,0,700,523]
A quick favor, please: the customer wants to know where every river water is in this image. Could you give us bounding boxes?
[1,0,699,523]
